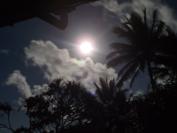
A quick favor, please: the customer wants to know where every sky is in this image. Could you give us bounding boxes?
[0,0,177,120]
[0,2,119,103]
[0,0,177,132]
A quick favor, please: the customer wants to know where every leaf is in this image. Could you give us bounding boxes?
[106,51,119,60]
[154,21,165,38]
[130,65,140,87]
[151,9,158,33]
[107,54,133,67]
[117,62,138,88]
[113,26,130,37]
[143,8,147,28]
[118,59,137,76]
[110,42,132,50]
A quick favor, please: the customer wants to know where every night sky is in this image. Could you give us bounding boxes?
[0,3,117,103]
[0,0,177,130]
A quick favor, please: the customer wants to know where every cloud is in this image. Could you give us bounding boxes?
[25,40,117,91]
[6,70,50,98]
[32,84,49,96]
[6,70,32,98]
[93,0,177,31]
[93,0,120,13]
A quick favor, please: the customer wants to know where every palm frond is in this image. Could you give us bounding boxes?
[107,54,133,67]
[106,51,119,60]
[117,62,138,88]
[128,12,144,32]
[113,26,131,37]
[106,43,132,60]
[130,65,140,87]
[118,59,137,76]
[143,8,147,29]
[110,42,132,51]
[155,21,165,37]
[151,9,158,33]
[95,78,117,104]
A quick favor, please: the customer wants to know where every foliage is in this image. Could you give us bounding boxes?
[24,79,99,133]
[107,9,177,89]
[1,78,177,133]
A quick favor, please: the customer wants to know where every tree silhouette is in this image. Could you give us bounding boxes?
[152,26,177,86]
[0,103,14,132]
[94,78,139,133]
[23,79,99,133]
[107,9,169,89]
[133,81,177,133]
[1,77,177,133]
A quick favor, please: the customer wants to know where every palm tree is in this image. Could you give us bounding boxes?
[94,78,139,133]
[107,9,168,89]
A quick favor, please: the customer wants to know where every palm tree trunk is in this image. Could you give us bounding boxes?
[147,61,156,91]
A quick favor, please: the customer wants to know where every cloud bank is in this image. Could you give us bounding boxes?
[94,0,177,31]
[25,40,117,90]
[6,40,117,97]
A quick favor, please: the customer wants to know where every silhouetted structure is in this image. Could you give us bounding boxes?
[0,0,97,29]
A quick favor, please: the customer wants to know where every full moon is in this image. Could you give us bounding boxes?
[79,41,93,55]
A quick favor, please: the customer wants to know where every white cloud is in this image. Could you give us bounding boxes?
[93,0,120,13]
[6,70,32,98]
[93,0,177,32]
[6,70,49,98]
[25,40,117,91]
[5,40,117,98]
[32,84,49,96]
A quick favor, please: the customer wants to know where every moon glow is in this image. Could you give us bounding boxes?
[79,41,94,55]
